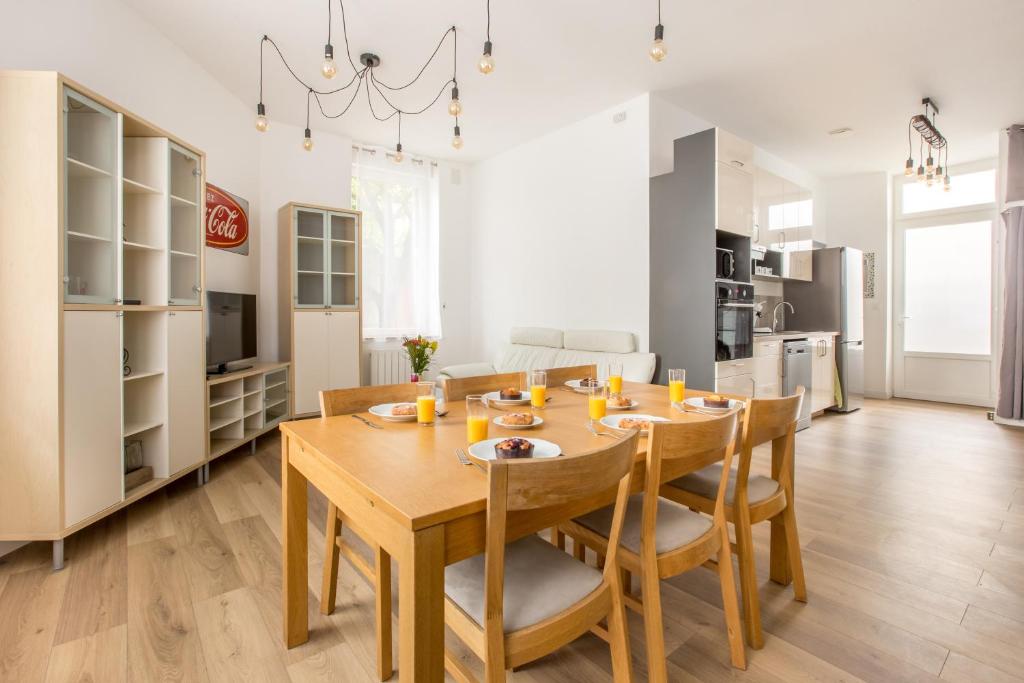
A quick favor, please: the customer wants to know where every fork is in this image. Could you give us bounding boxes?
[586,422,616,438]
[351,414,382,429]
[454,448,472,465]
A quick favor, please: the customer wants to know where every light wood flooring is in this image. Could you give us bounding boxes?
[1,398,1023,682]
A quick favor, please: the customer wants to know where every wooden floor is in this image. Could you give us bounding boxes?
[2,398,1023,682]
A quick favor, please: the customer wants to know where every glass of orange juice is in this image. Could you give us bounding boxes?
[530,370,547,409]
[588,383,608,422]
[607,361,623,395]
[669,368,686,408]
[466,395,489,443]
[416,381,436,426]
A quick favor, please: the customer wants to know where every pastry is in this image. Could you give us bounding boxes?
[608,395,633,408]
[494,437,534,459]
[391,403,417,416]
[499,387,523,400]
[577,377,600,388]
[703,395,730,409]
[501,412,533,426]
[618,417,652,431]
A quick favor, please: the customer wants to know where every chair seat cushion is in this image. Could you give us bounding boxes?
[670,464,780,504]
[574,494,713,555]
[444,534,603,632]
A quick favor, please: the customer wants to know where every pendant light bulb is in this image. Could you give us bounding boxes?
[255,103,269,132]
[916,165,925,183]
[926,172,935,187]
[943,175,951,192]
[303,128,313,151]
[904,158,914,176]
[322,44,337,79]
[649,24,667,62]
[925,154,935,174]
[452,125,463,150]
[478,41,495,74]
[394,143,404,164]
[448,86,462,117]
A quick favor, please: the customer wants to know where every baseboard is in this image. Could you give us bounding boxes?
[993,415,1024,428]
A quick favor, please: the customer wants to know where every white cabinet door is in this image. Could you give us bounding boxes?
[716,372,755,398]
[328,311,360,391]
[64,311,122,527]
[752,356,781,398]
[167,311,204,474]
[810,336,836,412]
[716,162,753,237]
[293,311,329,415]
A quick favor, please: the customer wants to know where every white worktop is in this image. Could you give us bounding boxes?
[753,330,840,342]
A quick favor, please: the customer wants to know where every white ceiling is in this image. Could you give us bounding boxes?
[124,0,1024,176]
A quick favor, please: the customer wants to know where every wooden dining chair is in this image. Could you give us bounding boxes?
[318,383,417,681]
[443,432,641,683]
[560,411,746,680]
[661,387,807,650]
[442,371,528,403]
[542,363,598,388]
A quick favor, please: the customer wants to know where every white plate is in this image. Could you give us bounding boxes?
[482,390,531,406]
[606,398,639,410]
[493,414,543,429]
[599,414,671,435]
[368,403,417,422]
[468,438,561,461]
[565,379,604,393]
[683,397,744,414]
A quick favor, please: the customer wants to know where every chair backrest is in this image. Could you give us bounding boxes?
[482,432,640,642]
[442,371,528,403]
[319,383,418,418]
[645,411,740,553]
[734,386,805,501]
[541,364,598,388]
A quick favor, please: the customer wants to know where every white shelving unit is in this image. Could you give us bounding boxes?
[207,362,291,461]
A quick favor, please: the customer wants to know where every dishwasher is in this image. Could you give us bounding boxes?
[782,340,813,431]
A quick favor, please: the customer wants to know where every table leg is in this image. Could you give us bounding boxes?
[398,524,445,682]
[282,434,309,648]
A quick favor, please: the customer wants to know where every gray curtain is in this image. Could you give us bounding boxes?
[997,125,1024,419]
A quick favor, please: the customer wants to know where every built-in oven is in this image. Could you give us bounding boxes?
[715,247,736,281]
[715,280,755,361]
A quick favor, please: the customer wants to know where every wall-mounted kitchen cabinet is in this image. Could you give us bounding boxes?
[753,167,813,281]
[715,129,754,237]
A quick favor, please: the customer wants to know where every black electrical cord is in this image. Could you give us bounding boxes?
[369,69,455,117]
[486,0,491,41]
[372,26,456,91]
[312,68,368,119]
[261,35,360,95]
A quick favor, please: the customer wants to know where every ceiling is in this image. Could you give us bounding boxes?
[124,0,1023,176]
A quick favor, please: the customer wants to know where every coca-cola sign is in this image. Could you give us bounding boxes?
[205,184,250,255]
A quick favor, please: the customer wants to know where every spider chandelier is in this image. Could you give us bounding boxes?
[255,0,495,159]
[904,98,951,191]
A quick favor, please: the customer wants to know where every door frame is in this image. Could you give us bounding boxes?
[892,160,1000,406]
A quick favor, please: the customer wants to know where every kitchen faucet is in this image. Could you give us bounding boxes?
[772,301,795,334]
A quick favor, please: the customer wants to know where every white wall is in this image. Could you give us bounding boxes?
[0,0,262,300]
[821,172,893,397]
[468,94,652,362]
[649,93,713,177]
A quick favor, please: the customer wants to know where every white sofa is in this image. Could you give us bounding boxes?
[438,327,656,383]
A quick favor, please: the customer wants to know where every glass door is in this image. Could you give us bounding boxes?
[63,88,120,303]
[294,208,327,307]
[168,142,201,305]
[327,211,358,308]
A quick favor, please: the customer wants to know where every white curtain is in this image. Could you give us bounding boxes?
[352,146,441,339]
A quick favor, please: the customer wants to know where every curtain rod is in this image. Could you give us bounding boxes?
[352,144,438,167]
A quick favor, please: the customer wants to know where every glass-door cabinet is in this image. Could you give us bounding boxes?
[168,142,201,305]
[328,211,359,308]
[292,207,360,308]
[63,87,120,304]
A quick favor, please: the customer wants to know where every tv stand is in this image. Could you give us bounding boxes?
[207,363,254,377]
[207,362,291,462]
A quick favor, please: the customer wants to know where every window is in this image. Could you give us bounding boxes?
[351,147,441,339]
[900,168,996,215]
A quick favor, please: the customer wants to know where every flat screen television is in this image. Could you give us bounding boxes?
[205,291,257,374]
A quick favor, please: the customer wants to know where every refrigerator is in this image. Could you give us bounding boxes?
[783,247,864,413]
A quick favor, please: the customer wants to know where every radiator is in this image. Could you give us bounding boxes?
[370,349,412,385]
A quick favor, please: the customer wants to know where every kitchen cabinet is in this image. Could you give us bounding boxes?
[809,334,836,412]
[753,339,782,398]
[715,359,754,398]
[715,129,754,237]
[752,168,814,281]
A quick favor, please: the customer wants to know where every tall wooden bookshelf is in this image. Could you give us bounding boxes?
[0,71,207,568]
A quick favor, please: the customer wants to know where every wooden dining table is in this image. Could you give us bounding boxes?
[279,381,795,681]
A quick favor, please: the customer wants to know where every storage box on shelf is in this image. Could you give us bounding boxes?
[0,71,206,567]
[278,202,362,416]
[207,362,291,461]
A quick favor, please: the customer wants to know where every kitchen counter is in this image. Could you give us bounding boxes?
[753,330,840,342]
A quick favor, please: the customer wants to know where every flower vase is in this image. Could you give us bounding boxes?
[409,373,420,383]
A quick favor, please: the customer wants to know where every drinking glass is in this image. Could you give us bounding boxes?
[607,361,623,395]
[588,383,608,422]
[416,381,436,426]
[466,395,489,443]
[669,368,686,408]
[530,370,547,409]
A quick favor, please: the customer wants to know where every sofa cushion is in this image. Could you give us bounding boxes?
[509,327,563,348]
[435,362,497,381]
[563,329,636,354]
